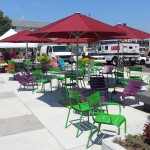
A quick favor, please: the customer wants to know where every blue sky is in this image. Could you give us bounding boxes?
[1,0,150,32]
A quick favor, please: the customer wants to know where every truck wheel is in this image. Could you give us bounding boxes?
[140,59,145,65]
[107,61,111,65]
[130,62,135,66]
[112,57,117,66]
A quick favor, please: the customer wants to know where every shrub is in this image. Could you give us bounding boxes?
[114,134,150,150]
[143,123,150,145]
[37,53,51,64]
[113,123,150,150]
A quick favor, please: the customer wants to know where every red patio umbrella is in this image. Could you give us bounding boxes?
[30,12,126,85]
[114,24,150,39]
[113,24,150,67]
[0,30,53,59]
[30,12,126,39]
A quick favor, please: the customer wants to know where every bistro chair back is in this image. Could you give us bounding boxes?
[65,89,90,138]
[129,66,143,80]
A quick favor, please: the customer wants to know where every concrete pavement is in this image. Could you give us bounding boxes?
[0,72,149,150]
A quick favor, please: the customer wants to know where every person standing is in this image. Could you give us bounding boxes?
[2,49,11,61]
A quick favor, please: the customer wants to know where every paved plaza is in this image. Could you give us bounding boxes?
[0,72,149,150]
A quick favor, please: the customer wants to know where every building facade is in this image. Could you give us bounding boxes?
[11,20,49,32]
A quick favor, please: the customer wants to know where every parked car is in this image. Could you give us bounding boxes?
[136,53,147,65]
[145,51,150,67]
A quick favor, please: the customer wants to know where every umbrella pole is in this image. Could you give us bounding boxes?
[117,39,120,70]
[26,42,28,60]
[76,36,79,87]
[71,43,73,71]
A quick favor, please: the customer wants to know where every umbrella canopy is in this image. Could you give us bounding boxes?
[30,12,126,39]
[0,30,53,43]
[114,24,150,39]
[30,12,126,86]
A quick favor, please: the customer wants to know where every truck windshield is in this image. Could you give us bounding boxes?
[53,46,69,52]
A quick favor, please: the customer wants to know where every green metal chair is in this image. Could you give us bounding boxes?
[71,66,86,89]
[62,73,77,95]
[32,69,52,94]
[49,67,65,88]
[114,71,127,88]
[24,61,33,72]
[86,92,126,148]
[90,61,103,75]
[65,89,90,138]
[128,66,143,80]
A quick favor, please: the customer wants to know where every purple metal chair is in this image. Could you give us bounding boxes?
[89,75,109,98]
[15,73,38,92]
[99,65,116,84]
[111,80,143,106]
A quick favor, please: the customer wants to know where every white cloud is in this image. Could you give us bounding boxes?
[20,16,25,20]
[13,6,20,10]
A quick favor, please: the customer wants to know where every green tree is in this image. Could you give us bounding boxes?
[0,10,12,36]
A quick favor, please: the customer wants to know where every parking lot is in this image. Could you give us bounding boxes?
[134,64,150,72]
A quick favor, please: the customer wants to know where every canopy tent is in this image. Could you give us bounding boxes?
[0,29,17,40]
[0,30,52,59]
[0,29,38,49]
[0,42,38,48]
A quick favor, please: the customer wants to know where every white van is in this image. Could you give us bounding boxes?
[40,45,72,63]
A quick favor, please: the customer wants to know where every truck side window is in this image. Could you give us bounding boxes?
[129,46,133,49]
[98,47,101,51]
[46,46,49,54]
[105,46,108,50]
[47,46,52,53]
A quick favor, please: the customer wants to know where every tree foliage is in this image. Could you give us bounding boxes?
[0,10,12,36]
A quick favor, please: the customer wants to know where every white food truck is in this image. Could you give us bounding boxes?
[98,42,140,65]
[40,45,72,63]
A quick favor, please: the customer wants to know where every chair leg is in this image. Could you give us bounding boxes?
[122,96,125,107]
[58,79,60,89]
[65,107,71,128]
[80,80,83,89]
[87,111,89,122]
[124,120,126,134]
[110,93,113,102]
[76,112,83,138]
[42,83,45,94]
[83,80,86,89]
[97,123,101,136]
[49,82,52,93]
[118,127,120,135]
[86,122,95,149]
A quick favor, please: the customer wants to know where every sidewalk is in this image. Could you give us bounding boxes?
[0,73,149,150]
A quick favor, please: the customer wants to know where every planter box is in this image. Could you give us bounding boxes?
[102,136,126,150]
[135,91,150,112]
